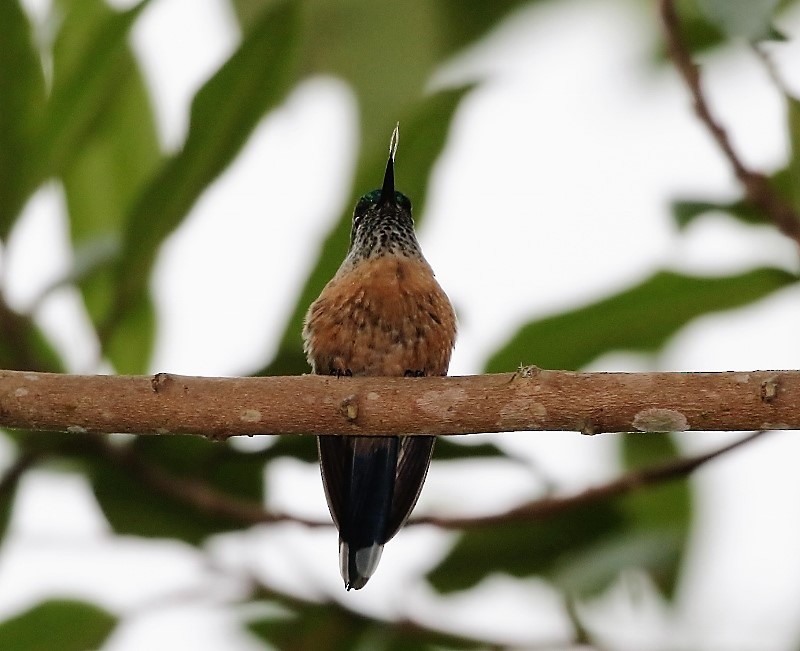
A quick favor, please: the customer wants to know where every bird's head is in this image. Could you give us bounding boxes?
[347,125,420,260]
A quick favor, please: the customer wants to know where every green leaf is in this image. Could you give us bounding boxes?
[247,600,485,651]
[485,267,797,372]
[231,1,525,153]
[261,436,318,464]
[552,434,691,600]
[34,0,153,183]
[108,0,300,339]
[0,489,14,544]
[260,86,472,376]
[89,436,264,545]
[0,302,64,372]
[0,0,46,239]
[765,24,788,41]
[652,1,726,62]
[671,198,767,229]
[698,0,779,40]
[101,291,156,374]
[787,95,800,216]
[258,435,510,468]
[55,0,162,373]
[229,0,271,29]
[674,12,726,53]
[231,0,531,376]
[233,0,533,64]
[427,502,626,594]
[434,438,510,461]
[671,166,798,230]
[0,448,22,543]
[552,528,684,598]
[436,0,547,53]
[428,434,692,598]
[0,599,117,651]
[617,433,691,597]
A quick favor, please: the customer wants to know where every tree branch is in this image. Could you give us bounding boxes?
[0,449,42,498]
[415,429,768,528]
[659,0,800,245]
[77,430,768,531]
[84,436,327,528]
[0,369,796,437]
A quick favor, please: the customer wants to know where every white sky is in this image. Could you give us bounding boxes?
[2,0,800,649]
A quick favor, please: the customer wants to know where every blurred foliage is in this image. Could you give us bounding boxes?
[486,267,796,372]
[0,600,117,651]
[247,597,486,651]
[55,0,162,374]
[698,0,780,40]
[260,85,473,376]
[88,435,265,544]
[0,0,798,649]
[428,433,690,597]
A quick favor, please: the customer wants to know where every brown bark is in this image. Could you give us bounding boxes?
[0,368,795,439]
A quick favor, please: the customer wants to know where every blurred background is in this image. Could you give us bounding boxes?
[0,0,799,649]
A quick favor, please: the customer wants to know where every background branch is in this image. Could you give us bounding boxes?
[62,431,768,531]
[81,436,327,528]
[0,450,42,498]
[659,0,800,245]
[416,429,768,528]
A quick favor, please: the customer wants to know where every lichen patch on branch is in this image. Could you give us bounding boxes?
[498,397,547,430]
[415,387,466,420]
[240,409,263,423]
[632,408,689,432]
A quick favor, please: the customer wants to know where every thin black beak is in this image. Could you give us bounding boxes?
[379,123,399,205]
[380,157,394,205]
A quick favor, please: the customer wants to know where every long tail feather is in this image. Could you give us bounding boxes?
[318,436,399,589]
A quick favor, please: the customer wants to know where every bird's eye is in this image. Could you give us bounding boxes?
[355,197,370,214]
[395,192,412,211]
[354,190,382,221]
[353,194,375,227]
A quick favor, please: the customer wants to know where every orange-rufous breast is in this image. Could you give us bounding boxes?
[303,255,456,377]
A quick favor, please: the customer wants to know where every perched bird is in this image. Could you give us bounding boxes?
[302,125,457,590]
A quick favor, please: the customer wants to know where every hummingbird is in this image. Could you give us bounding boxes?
[302,125,457,590]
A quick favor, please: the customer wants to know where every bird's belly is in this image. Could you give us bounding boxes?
[303,257,456,377]
[306,300,451,376]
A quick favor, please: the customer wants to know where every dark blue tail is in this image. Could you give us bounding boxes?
[317,435,434,589]
[339,437,397,589]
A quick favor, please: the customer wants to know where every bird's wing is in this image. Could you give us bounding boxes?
[316,435,347,531]
[384,435,435,541]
